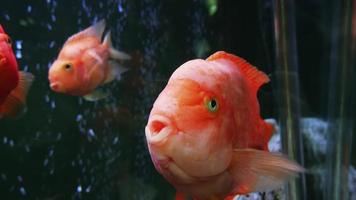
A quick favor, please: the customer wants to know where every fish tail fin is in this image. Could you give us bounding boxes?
[0,71,34,118]
[229,149,304,194]
[104,60,128,84]
[103,31,131,60]
[102,31,130,84]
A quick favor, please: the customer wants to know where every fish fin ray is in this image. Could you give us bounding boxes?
[83,89,108,101]
[110,48,131,60]
[206,51,269,90]
[65,19,106,44]
[103,31,112,47]
[0,71,34,118]
[103,31,131,60]
[229,149,304,194]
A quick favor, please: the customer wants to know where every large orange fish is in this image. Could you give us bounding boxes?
[145,51,304,200]
[48,20,130,101]
[0,25,34,118]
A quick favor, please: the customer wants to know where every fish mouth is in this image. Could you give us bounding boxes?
[145,114,176,146]
[50,82,63,92]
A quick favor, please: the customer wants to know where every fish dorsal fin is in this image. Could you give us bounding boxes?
[65,20,106,44]
[207,51,269,90]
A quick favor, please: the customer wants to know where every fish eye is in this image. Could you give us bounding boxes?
[6,37,11,45]
[63,63,73,72]
[205,98,218,113]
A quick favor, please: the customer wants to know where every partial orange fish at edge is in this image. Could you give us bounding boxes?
[0,25,34,119]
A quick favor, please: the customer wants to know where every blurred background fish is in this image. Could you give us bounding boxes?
[48,20,130,101]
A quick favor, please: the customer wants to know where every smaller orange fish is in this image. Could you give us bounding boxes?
[48,20,130,101]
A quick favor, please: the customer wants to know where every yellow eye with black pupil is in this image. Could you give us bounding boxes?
[205,98,218,113]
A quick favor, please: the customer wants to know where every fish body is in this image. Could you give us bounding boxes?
[145,51,303,200]
[0,25,34,118]
[48,20,130,101]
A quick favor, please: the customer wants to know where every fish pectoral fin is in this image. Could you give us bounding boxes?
[103,31,131,60]
[0,71,34,118]
[229,149,304,194]
[104,60,128,84]
[83,89,108,101]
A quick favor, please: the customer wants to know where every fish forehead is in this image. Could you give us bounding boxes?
[170,59,238,90]
[167,59,242,104]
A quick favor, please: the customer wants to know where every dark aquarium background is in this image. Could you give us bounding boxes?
[0,0,355,199]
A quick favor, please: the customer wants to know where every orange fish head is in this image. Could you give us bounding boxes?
[145,59,236,184]
[48,59,85,95]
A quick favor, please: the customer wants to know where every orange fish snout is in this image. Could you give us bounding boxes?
[50,82,61,92]
[145,115,176,146]
[48,74,64,93]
